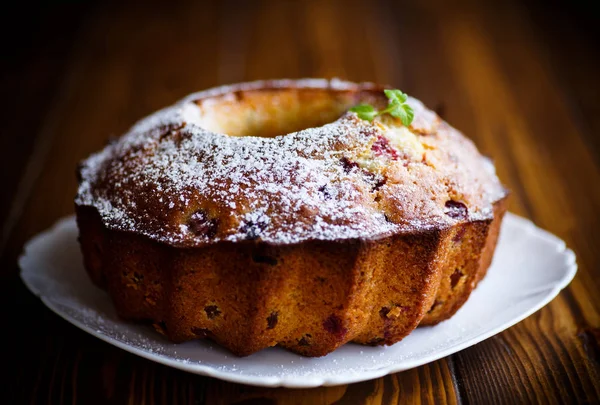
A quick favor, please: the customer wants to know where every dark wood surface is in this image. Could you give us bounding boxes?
[2,0,599,403]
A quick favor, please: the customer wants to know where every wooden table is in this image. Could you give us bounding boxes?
[2,0,599,403]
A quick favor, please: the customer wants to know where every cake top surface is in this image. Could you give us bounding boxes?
[76,79,507,246]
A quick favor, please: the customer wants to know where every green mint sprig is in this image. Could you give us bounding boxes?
[350,89,414,126]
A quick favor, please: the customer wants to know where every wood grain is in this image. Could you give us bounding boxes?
[2,0,599,403]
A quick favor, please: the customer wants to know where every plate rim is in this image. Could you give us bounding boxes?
[19,213,577,388]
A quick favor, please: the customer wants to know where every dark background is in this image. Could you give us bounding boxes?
[1,0,599,403]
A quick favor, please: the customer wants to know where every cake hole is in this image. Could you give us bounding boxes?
[444,200,468,219]
[204,305,221,319]
[450,268,465,289]
[428,300,444,313]
[266,312,279,329]
[187,210,219,238]
[379,307,390,319]
[187,88,363,138]
[298,334,313,346]
[191,327,209,337]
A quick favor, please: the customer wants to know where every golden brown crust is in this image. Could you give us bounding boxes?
[77,196,507,357]
[75,79,509,356]
[420,196,508,325]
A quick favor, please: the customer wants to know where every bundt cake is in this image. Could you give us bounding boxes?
[75,79,508,357]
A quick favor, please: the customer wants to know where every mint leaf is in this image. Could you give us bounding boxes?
[404,105,414,125]
[388,101,414,126]
[349,104,378,121]
[350,88,415,126]
[384,89,407,104]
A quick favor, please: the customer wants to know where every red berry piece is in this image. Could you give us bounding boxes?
[371,136,399,159]
[323,314,348,338]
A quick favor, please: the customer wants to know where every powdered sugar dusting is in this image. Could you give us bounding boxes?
[76,79,506,247]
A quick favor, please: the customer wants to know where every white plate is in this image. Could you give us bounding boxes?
[19,213,576,388]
